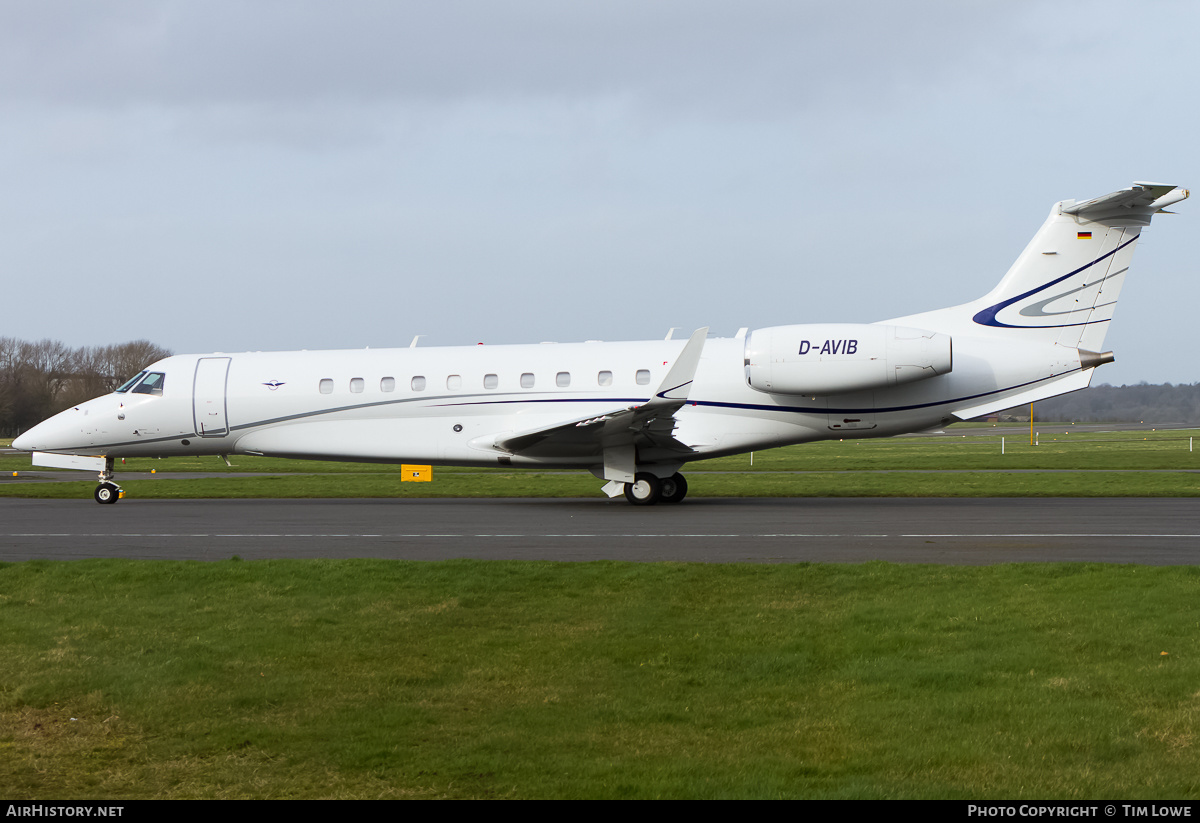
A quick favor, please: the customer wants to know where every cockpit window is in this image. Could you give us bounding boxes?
[131,372,166,396]
[115,371,148,393]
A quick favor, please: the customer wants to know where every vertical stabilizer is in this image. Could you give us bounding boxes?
[889,184,1187,356]
[968,183,1187,350]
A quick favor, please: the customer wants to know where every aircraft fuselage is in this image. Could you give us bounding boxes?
[14,182,1189,504]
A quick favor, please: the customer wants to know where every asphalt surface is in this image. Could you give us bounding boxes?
[2,497,1198,564]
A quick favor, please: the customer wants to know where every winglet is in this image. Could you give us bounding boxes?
[648,327,708,406]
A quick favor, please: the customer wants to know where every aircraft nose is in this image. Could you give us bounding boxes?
[12,418,53,452]
[11,408,80,452]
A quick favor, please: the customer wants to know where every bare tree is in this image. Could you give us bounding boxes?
[98,340,173,391]
[0,338,172,437]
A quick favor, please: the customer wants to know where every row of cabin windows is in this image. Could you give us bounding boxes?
[317,369,652,395]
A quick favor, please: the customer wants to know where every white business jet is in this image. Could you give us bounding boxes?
[15,182,1188,505]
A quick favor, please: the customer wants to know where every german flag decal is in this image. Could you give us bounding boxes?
[1077,231,1092,239]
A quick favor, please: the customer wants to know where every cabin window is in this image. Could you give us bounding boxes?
[131,372,166,396]
[447,374,462,390]
[556,372,571,388]
[349,377,365,393]
[380,377,395,392]
[411,376,426,391]
[484,374,498,389]
[520,373,535,388]
[636,369,651,386]
[319,378,334,394]
[597,370,613,387]
[116,371,147,393]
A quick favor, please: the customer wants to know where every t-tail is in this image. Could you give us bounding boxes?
[969,182,1188,354]
[900,183,1188,346]
[887,182,1188,418]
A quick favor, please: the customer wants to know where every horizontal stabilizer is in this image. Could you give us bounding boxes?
[1062,183,1187,224]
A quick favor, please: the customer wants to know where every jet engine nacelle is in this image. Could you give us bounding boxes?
[745,323,952,395]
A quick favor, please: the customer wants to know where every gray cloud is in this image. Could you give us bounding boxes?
[2,1,1198,385]
[0,2,1056,112]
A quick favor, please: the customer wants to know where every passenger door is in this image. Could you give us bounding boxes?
[193,357,231,437]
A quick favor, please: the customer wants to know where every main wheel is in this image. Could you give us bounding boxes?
[660,473,688,504]
[623,472,662,506]
[94,482,120,504]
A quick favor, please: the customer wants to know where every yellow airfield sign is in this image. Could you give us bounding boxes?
[401,465,432,482]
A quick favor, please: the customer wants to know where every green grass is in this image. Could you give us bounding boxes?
[3,560,1199,799]
[4,426,1200,498]
[5,429,1200,798]
[5,470,1200,500]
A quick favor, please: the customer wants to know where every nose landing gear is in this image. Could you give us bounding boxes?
[94,457,123,504]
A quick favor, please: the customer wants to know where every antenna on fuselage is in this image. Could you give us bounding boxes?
[409,335,424,348]
[665,328,679,340]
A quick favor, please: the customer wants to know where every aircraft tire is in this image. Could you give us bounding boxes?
[624,473,662,506]
[94,483,120,504]
[660,473,688,504]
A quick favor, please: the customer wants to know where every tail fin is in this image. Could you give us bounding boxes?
[891,183,1187,354]
[970,182,1187,351]
[884,183,1186,421]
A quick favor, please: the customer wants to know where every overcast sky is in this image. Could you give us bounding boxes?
[4,1,1198,384]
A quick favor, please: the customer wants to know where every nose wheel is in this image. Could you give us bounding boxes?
[94,457,122,503]
[94,482,122,504]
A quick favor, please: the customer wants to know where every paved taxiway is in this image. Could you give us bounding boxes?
[2,497,1197,564]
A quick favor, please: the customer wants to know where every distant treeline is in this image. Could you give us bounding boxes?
[0,338,171,437]
[1004,383,1200,424]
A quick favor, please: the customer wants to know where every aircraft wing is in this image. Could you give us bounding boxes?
[481,327,709,469]
[493,400,694,456]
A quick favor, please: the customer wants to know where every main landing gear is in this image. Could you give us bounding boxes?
[623,472,688,506]
[94,457,123,504]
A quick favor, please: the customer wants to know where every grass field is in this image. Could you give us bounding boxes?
[3,426,1199,798]
[3,560,1200,799]
[3,425,1200,499]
